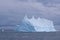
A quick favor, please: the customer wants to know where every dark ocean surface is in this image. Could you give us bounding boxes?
[0,32,60,40]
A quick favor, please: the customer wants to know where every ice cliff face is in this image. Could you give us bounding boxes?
[16,15,56,32]
[16,16,36,32]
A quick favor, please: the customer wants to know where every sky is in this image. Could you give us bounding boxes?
[0,0,60,30]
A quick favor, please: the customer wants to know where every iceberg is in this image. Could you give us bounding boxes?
[16,15,56,32]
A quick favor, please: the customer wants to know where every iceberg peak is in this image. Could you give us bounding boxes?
[24,15,41,21]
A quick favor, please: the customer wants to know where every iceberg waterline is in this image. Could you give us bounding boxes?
[16,15,56,32]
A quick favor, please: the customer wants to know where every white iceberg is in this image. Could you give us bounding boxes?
[23,15,56,32]
[16,15,56,32]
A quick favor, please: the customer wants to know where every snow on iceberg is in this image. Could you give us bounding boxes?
[16,15,56,32]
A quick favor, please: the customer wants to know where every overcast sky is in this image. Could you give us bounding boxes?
[0,0,60,30]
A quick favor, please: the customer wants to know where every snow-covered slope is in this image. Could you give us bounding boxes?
[16,15,56,32]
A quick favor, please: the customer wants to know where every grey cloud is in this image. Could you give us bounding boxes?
[55,25,60,31]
